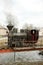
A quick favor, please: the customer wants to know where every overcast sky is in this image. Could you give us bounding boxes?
[0,0,43,29]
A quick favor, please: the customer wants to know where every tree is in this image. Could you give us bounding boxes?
[22,23,33,30]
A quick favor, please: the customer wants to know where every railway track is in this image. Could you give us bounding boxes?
[0,46,43,53]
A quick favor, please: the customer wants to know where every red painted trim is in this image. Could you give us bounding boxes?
[0,47,43,53]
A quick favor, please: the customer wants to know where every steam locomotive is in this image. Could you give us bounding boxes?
[10,29,39,47]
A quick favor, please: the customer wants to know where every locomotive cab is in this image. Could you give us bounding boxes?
[26,29,39,43]
[31,29,39,42]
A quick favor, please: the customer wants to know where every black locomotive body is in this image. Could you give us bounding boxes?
[10,29,39,47]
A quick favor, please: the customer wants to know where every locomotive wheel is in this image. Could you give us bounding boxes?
[15,41,23,47]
